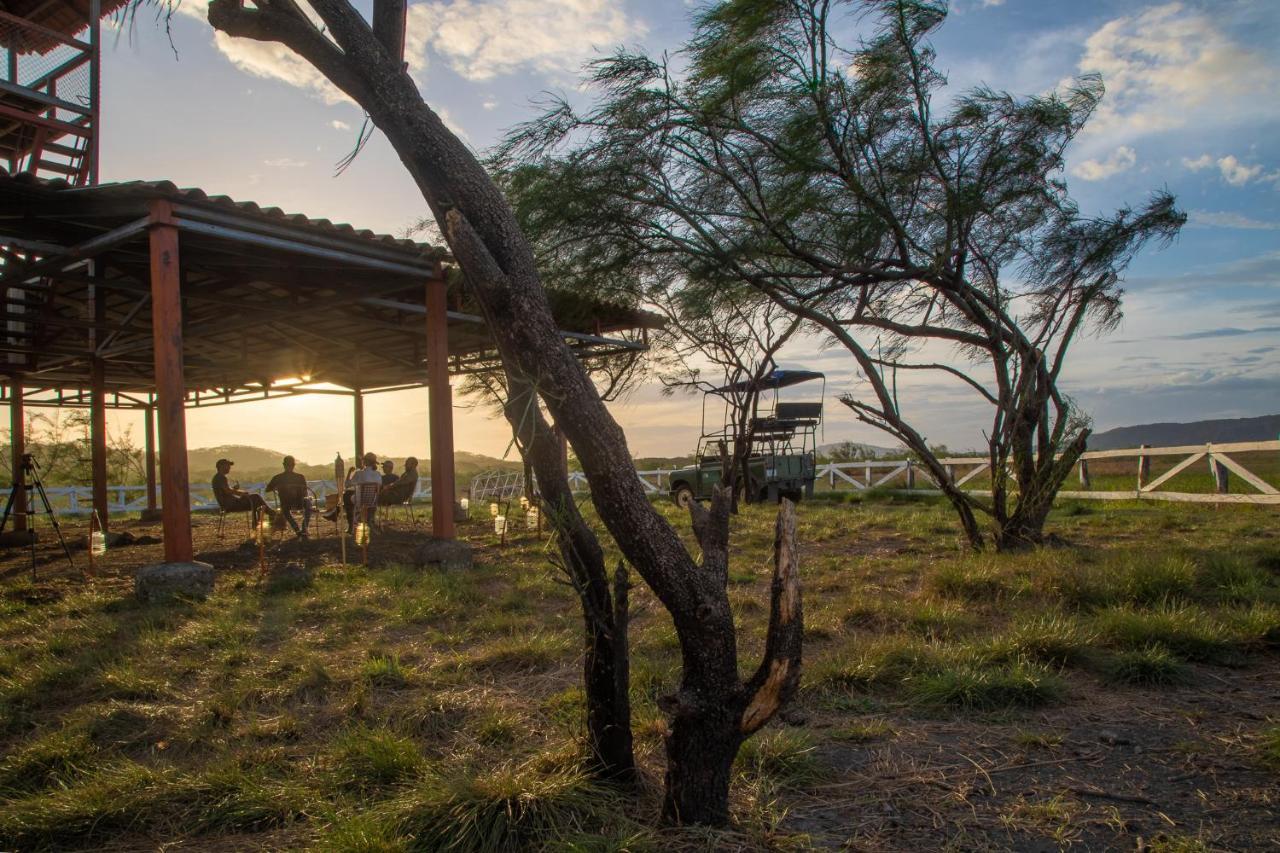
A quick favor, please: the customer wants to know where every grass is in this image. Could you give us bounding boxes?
[0,496,1276,849]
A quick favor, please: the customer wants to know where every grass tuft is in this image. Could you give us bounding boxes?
[389,760,619,852]
[1100,645,1191,686]
[906,657,1065,711]
[735,729,829,787]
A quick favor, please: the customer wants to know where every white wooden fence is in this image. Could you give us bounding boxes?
[576,440,1280,506]
[26,440,1280,516]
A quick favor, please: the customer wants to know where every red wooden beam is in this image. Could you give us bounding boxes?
[9,382,26,531]
[144,403,157,512]
[353,387,364,463]
[89,356,108,530]
[148,201,192,563]
[90,278,108,530]
[426,274,455,540]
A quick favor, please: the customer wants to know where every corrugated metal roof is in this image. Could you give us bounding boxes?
[0,0,129,53]
[0,168,445,255]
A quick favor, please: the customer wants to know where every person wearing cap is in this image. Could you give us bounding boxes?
[380,460,399,487]
[212,458,275,520]
[266,455,312,538]
[349,452,383,533]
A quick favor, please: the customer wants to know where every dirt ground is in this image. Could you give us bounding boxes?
[0,507,469,587]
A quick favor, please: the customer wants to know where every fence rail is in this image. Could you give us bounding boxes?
[21,441,1280,517]
[613,440,1280,506]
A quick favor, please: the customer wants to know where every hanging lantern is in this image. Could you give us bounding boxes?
[354,522,371,546]
[89,530,107,555]
[525,506,539,530]
[494,515,507,535]
[489,502,499,517]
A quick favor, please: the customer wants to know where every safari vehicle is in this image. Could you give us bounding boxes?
[669,369,824,508]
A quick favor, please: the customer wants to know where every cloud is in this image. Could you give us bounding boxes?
[1187,210,1280,230]
[1071,4,1280,156]
[1181,154,1213,171]
[1215,155,1263,186]
[1164,326,1280,341]
[210,31,350,105]
[263,157,308,168]
[1071,145,1136,181]
[331,119,351,131]
[415,0,647,81]
[1123,250,1280,293]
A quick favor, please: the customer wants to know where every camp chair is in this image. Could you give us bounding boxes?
[377,478,418,527]
[271,482,316,539]
[216,494,256,540]
[352,481,382,537]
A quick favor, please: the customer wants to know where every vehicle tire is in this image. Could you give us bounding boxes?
[672,485,695,509]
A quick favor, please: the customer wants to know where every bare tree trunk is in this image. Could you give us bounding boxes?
[206,0,802,823]
[504,375,634,782]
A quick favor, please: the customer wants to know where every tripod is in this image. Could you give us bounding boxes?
[0,454,75,579]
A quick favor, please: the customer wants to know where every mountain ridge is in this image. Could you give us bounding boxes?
[1088,414,1280,451]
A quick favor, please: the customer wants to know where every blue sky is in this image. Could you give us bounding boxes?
[91,0,1279,463]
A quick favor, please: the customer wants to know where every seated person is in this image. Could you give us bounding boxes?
[378,456,419,506]
[381,460,399,487]
[212,458,275,520]
[347,452,384,532]
[266,455,312,539]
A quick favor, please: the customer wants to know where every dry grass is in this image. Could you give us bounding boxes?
[0,496,1277,849]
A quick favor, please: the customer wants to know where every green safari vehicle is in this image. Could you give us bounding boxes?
[669,369,824,508]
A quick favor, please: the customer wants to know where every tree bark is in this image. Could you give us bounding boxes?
[503,374,635,782]
[206,0,802,823]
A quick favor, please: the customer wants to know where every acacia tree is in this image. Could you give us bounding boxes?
[206,0,803,824]
[496,0,1185,551]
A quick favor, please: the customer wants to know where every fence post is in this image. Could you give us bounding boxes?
[865,462,871,488]
[945,463,955,484]
[906,460,916,490]
[1208,451,1229,494]
[1137,445,1150,490]
[1079,458,1091,489]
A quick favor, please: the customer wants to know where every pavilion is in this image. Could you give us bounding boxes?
[0,170,654,563]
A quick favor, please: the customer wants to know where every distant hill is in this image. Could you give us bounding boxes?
[1088,415,1280,451]
[187,445,520,485]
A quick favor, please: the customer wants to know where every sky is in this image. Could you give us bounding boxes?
[82,0,1280,466]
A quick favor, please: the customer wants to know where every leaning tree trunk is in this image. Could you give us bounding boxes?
[995,428,1089,551]
[503,374,634,782]
[207,0,804,825]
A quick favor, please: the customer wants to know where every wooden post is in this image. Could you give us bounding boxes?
[426,275,456,540]
[144,403,157,512]
[905,460,915,490]
[9,381,25,531]
[148,202,192,563]
[1209,453,1229,494]
[1078,458,1091,489]
[352,388,364,463]
[89,359,108,531]
[1137,444,1150,490]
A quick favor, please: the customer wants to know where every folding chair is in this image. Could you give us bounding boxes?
[377,479,418,528]
[271,483,317,539]
[352,482,382,535]
[216,499,255,540]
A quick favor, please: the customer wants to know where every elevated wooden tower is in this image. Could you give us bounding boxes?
[0,0,116,186]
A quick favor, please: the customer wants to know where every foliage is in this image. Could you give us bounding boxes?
[497,0,1185,551]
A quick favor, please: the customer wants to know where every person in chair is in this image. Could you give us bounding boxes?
[212,459,275,521]
[266,455,312,539]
